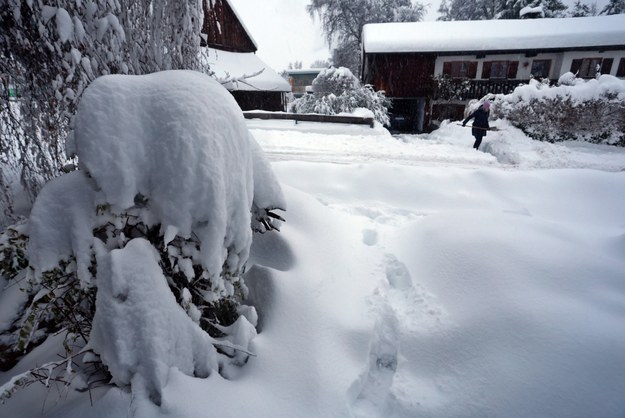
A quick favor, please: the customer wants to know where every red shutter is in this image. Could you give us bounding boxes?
[601,58,613,75]
[507,61,519,79]
[570,59,583,75]
[481,62,492,79]
[443,62,452,76]
[468,61,478,79]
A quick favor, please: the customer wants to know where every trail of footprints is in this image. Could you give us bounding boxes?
[350,232,445,416]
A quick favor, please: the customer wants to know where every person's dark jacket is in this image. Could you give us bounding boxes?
[463,106,490,137]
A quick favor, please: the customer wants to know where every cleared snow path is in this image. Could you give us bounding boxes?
[249,119,625,171]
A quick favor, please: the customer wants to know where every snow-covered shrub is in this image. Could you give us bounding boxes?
[492,75,625,145]
[0,71,285,405]
[289,67,391,126]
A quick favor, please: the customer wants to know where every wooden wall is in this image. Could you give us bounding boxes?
[362,53,436,97]
[203,0,256,53]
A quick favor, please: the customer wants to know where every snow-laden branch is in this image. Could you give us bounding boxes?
[217,68,267,91]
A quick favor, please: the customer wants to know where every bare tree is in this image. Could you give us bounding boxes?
[307,0,425,75]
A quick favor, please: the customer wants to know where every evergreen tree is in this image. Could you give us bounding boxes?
[437,0,567,20]
[290,67,391,125]
[542,0,568,17]
[307,0,425,75]
[600,0,625,14]
[569,0,598,16]
[438,0,499,20]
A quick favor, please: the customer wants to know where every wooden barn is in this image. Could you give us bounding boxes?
[361,15,625,133]
[202,0,290,111]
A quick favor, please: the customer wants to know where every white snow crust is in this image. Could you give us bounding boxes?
[89,238,218,403]
[27,171,95,285]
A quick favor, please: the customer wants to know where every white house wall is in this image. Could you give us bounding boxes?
[561,50,625,77]
[434,50,625,81]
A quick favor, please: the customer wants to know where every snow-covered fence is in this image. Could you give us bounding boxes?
[243,111,375,128]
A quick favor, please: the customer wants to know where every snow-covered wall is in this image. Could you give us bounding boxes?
[433,51,625,81]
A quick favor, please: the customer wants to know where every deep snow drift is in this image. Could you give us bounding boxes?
[2,105,625,417]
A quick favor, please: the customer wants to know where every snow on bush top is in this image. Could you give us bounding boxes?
[49,70,284,279]
[312,67,359,96]
[72,70,249,234]
[499,74,625,104]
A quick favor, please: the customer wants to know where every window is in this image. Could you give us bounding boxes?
[571,58,603,78]
[481,61,519,79]
[442,61,478,79]
[490,61,509,79]
[531,59,552,79]
[618,58,625,78]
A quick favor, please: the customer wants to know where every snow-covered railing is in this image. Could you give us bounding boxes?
[243,111,375,128]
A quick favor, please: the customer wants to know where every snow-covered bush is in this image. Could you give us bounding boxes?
[492,74,625,145]
[0,71,285,405]
[289,67,391,126]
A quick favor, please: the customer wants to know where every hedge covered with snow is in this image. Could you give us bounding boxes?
[492,74,625,146]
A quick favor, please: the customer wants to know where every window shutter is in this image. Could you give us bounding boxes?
[443,62,452,76]
[481,62,492,79]
[570,59,583,75]
[507,61,519,79]
[544,60,552,78]
[617,58,625,77]
[601,58,613,75]
[468,62,478,79]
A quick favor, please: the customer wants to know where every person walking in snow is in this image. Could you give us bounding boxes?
[462,100,491,150]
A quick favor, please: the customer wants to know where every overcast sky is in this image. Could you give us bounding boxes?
[228,0,609,72]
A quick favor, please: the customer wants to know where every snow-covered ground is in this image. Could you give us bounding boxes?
[2,117,625,417]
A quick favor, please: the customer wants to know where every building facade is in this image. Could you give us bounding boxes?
[285,69,324,97]
[361,15,625,133]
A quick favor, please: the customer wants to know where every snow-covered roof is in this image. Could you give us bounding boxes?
[362,15,625,54]
[204,48,291,92]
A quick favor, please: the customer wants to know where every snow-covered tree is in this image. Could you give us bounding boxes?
[289,67,390,125]
[307,0,425,74]
[0,0,207,228]
[310,59,331,68]
[569,0,598,16]
[437,0,567,19]
[0,71,285,405]
[600,0,625,14]
[438,0,499,20]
